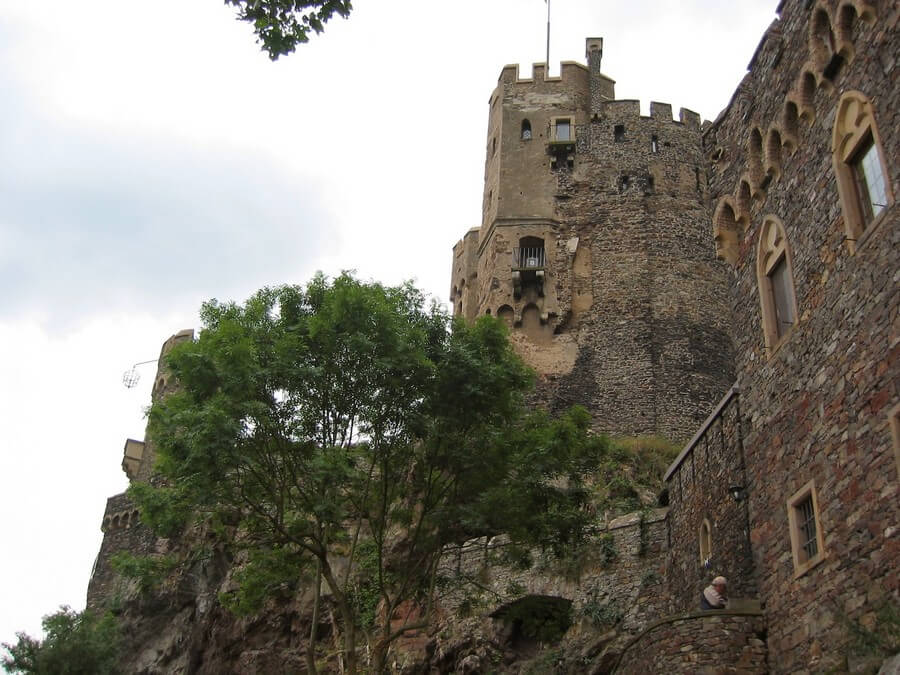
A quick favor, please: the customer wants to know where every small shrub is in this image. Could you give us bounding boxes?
[109,552,177,594]
[580,591,624,629]
[597,533,617,566]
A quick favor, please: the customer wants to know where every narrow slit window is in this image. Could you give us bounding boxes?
[614,125,625,142]
[651,135,659,153]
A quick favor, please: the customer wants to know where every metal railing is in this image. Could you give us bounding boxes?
[512,247,546,270]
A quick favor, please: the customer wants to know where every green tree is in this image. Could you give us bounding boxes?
[136,273,604,673]
[2,606,120,675]
[225,0,353,59]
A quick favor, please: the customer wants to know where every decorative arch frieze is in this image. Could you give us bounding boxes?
[781,101,800,153]
[713,197,742,266]
[809,5,836,66]
[765,127,784,180]
[747,127,766,196]
[792,70,818,120]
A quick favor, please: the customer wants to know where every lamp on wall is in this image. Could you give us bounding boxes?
[729,485,747,502]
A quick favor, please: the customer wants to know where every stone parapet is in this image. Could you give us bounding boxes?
[614,610,767,673]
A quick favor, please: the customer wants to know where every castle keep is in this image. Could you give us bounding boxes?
[88,0,897,671]
[449,41,734,442]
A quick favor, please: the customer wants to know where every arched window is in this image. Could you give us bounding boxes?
[521,119,532,140]
[699,519,712,566]
[497,305,514,327]
[757,216,798,354]
[832,91,892,248]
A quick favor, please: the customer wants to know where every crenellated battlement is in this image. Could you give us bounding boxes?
[497,60,590,87]
[599,99,702,131]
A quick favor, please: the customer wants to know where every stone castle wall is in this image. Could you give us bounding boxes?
[451,44,735,441]
[86,329,192,609]
[437,508,671,649]
[663,388,758,615]
[701,0,899,670]
[615,611,767,674]
[85,2,898,671]
[87,492,157,609]
[545,99,733,441]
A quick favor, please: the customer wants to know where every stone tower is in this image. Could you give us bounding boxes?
[450,39,734,441]
[86,328,193,607]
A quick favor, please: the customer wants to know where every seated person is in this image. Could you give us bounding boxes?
[700,576,728,610]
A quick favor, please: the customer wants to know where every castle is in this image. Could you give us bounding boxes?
[88,0,897,671]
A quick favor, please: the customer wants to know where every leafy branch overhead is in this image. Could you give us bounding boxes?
[225,0,353,59]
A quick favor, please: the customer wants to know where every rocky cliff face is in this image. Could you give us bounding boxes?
[97,499,671,674]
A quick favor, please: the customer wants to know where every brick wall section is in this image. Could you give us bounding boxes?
[703,0,899,671]
[664,389,757,614]
[615,611,767,674]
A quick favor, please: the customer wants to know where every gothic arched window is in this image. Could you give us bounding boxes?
[832,91,892,249]
[757,216,798,355]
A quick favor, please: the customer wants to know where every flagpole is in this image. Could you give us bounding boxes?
[546,0,551,75]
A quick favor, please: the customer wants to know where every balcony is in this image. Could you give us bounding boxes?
[512,247,545,298]
[512,246,546,270]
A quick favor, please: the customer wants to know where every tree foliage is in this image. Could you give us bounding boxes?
[135,273,605,673]
[225,0,353,59]
[2,606,120,675]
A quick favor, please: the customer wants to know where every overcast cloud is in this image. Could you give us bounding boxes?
[0,0,777,649]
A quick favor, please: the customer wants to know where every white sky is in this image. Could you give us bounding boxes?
[0,0,777,648]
